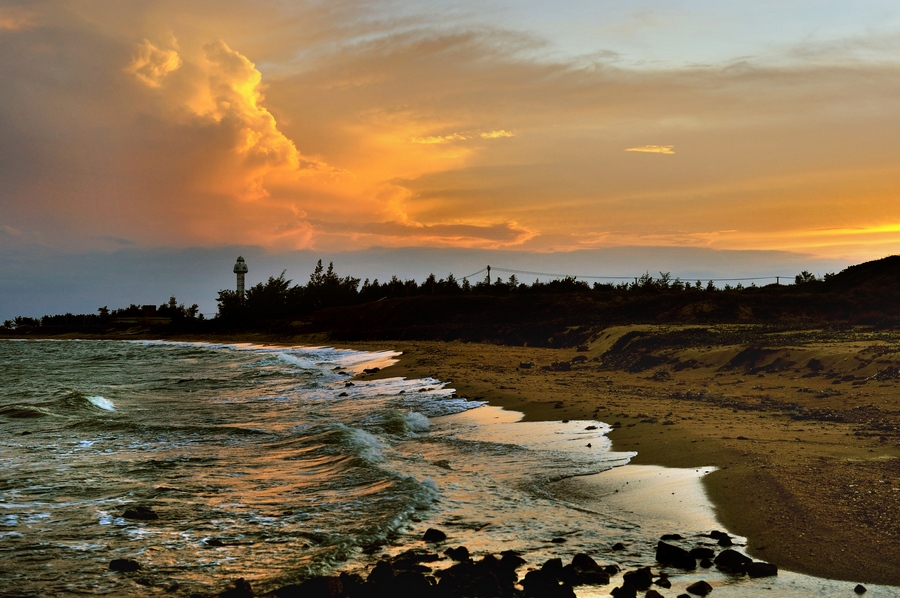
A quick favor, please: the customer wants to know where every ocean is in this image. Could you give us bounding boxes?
[0,340,894,597]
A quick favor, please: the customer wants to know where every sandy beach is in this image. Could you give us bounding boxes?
[346,325,900,587]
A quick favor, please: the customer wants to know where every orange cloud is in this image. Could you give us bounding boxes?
[126,40,182,87]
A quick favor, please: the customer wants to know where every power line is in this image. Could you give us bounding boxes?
[462,265,793,284]
[461,267,488,279]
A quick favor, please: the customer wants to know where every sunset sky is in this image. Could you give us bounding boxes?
[3,1,900,319]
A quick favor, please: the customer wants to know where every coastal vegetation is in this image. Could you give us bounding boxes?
[7,256,900,342]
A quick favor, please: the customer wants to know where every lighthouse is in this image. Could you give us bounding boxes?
[233,256,248,298]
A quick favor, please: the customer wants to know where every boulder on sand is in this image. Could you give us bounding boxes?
[746,561,778,578]
[714,549,752,574]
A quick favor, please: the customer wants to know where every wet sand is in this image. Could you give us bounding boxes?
[348,326,900,587]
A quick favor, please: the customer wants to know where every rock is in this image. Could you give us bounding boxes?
[561,563,609,587]
[393,570,434,595]
[656,540,697,570]
[622,567,653,591]
[541,557,564,577]
[499,551,526,572]
[571,553,599,570]
[656,540,689,564]
[337,573,365,596]
[561,554,610,586]
[746,561,778,578]
[423,528,447,542]
[661,533,683,540]
[391,548,440,572]
[690,547,716,559]
[612,542,627,551]
[646,590,666,598]
[218,578,254,598]
[274,576,343,598]
[610,584,638,598]
[444,545,470,562]
[855,584,867,594]
[480,553,520,589]
[685,580,713,596]
[109,558,141,572]
[521,569,576,598]
[367,560,394,586]
[700,557,714,569]
[656,541,696,569]
[122,505,158,521]
[714,549,752,574]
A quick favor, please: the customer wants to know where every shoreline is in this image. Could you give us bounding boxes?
[5,329,899,587]
[348,333,900,587]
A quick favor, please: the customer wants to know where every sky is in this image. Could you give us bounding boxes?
[3,1,900,320]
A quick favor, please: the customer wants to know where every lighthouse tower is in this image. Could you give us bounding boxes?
[233,256,248,298]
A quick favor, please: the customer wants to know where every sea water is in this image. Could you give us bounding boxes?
[0,340,895,597]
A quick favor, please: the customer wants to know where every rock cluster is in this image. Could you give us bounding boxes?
[205,529,782,598]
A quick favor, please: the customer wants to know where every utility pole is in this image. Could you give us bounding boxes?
[486,265,491,284]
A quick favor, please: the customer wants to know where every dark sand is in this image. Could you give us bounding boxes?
[347,326,900,587]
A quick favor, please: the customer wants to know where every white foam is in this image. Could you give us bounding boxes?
[404,411,431,433]
[86,396,115,411]
[346,428,384,462]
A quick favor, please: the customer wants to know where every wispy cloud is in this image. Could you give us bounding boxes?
[625,145,676,155]
[0,7,36,31]
[412,130,515,144]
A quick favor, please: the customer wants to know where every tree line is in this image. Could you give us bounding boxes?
[2,259,830,331]
[215,260,829,324]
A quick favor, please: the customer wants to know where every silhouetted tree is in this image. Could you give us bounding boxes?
[795,271,819,284]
